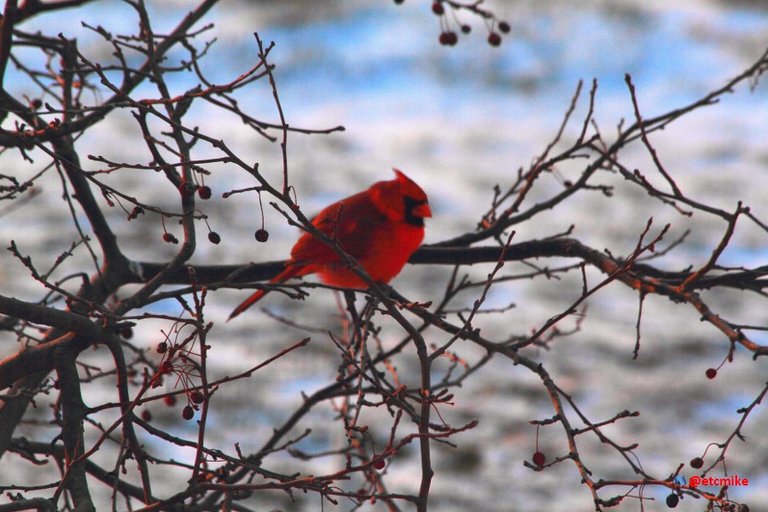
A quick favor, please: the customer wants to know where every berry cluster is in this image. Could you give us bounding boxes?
[667,497,751,512]
[193,183,224,245]
[156,181,226,245]
[141,335,212,422]
[429,1,511,47]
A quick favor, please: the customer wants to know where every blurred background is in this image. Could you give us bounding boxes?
[2,0,768,510]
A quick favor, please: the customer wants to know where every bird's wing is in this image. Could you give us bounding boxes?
[289,191,385,265]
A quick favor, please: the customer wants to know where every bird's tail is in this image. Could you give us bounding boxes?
[228,265,302,321]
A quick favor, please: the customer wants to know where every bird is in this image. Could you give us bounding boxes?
[228,169,431,320]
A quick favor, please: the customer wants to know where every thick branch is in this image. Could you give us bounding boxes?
[132,240,768,293]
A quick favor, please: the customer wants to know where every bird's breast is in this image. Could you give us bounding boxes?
[317,221,424,288]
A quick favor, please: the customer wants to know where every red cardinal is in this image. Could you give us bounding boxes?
[228,169,431,320]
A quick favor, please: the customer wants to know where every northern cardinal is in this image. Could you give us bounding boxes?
[228,169,431,320]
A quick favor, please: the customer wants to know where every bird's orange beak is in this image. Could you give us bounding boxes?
[413,201,432,218]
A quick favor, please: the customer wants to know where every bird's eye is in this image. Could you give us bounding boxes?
[403,196,430,226]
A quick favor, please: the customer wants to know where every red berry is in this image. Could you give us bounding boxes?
[532,451,546,466]
[439,31,458,46]
[156,341,168,353]
[120,326,133,339]
[197,185,212,200]
[190,390,205,404]
[690,457,704,469]
[162,232,178,244]
[488,32,502,47]
[31,98,43,109]
[163,395,177,407]
[255,229,269,242]
[208,231,221,244]
[460,24,471,34]
[431,1,444,15]
[666,493,679,508]
[373,458,386,470]
[182,405,195,420]
[705,368,717,379]
[141,409,152,422]
[498,21,511,34]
